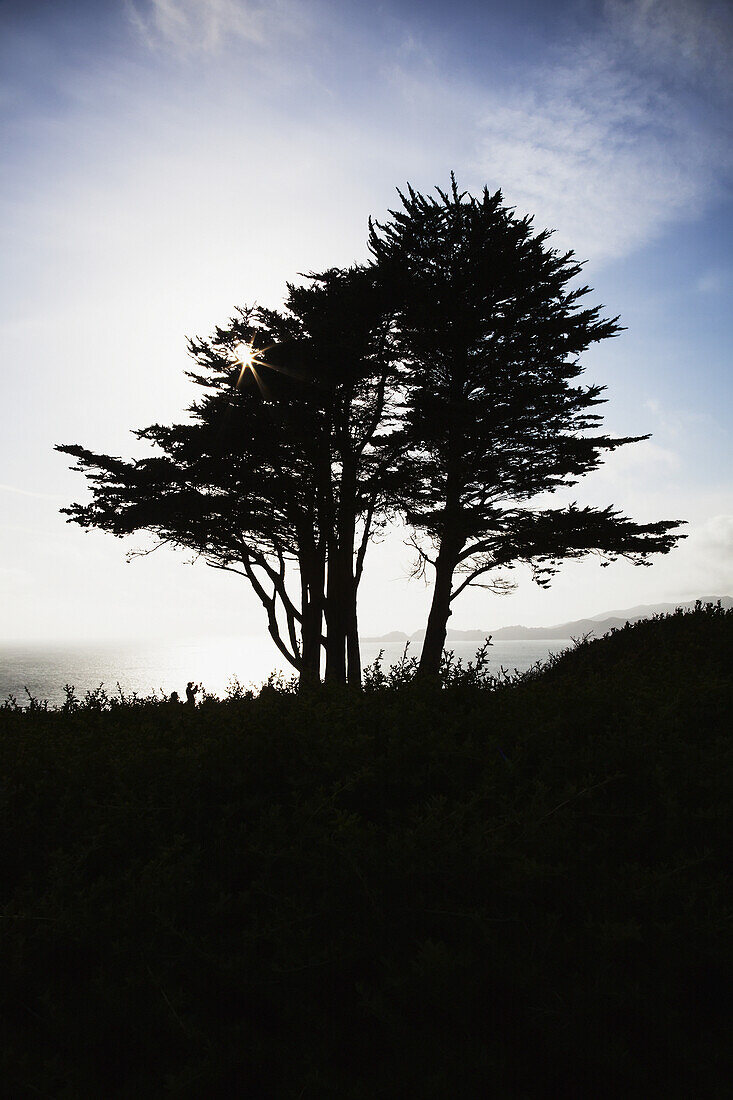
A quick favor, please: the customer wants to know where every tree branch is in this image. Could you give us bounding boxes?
[230,554,301,671]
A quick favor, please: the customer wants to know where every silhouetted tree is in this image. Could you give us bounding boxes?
[274,267,403,685]
[58,311,325,684]
[369,177,683,677]
[57,179,685,688]
[57,267,401,688]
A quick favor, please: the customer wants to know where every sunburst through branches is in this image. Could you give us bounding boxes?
[232,340,271,397]
[231,339,306,399]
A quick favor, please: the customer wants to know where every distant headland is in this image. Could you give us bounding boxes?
[361,596,733,643]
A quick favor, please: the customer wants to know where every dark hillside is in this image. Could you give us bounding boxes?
[1,604,730,1097]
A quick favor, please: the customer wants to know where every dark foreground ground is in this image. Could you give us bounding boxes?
[1,604,731,1098]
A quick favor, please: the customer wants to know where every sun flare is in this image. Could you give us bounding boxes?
[230,337,303,398]
[233,341,256,370]
[231,339,274,398]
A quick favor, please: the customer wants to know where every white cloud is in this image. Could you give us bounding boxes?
[694,513,733,556]
[663,513,733,593]
[2,0,730,643]
[0,483,64,501]
[605,0,733,93]
[696,269,728,294]
[474,1,730,263]
[478,96,697,260]
[642,399,726,446]
[127,0,301,56]
[601,438,680,477]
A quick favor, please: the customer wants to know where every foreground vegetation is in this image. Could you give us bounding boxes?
[2,604,731,1097]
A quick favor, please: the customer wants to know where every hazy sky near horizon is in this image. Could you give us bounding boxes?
[1,0,731,643]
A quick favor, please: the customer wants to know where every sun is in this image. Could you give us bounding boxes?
[231,338,278,398]
[233,341,256,370]
[232,339,268,393]
[230,337,303,398]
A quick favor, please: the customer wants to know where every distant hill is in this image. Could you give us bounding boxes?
[586,596,733,622]
[361,596,733,643]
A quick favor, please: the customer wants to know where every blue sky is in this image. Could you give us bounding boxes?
[1,0,731,643]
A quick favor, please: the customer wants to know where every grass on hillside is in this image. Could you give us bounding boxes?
[1,603,731,1097]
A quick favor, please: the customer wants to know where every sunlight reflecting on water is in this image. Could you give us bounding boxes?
[0,636,573,708]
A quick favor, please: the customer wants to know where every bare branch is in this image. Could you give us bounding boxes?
[451,568,517,602]
[237,555,301,671]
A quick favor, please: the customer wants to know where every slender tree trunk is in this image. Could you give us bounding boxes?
[326,460,360,687]
[324,549,347,685]
[346,582,361,687]
[318,409,349,685]
[418,535,461,680]
[418,392,466,679]
[299,602,320,688]
[340,468,361,687]
[299,545,324,690]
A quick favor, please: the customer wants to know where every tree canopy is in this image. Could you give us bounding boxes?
[369,177,682,675]
[58,266,403,687]
[57,176,684,687]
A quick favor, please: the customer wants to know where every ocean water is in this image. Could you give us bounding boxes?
[0,636,573,709]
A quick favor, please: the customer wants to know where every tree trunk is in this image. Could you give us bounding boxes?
[346,582,361,687]
[326,463,359,687]
[418,410,465,679]
[324,550,347,685]
[341,470,361,687]
[299,602,321,689]
[418,539,460,679]
[299,562,324,690]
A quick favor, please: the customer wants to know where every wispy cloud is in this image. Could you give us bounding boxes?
[696,268,729,294]
[0,483,63,501]
[473,0,731,262]
[676,513,733,591]
[605,0,733,94]
[643,398,726,442]
[127,0,302,56]
[695,513,733,555]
